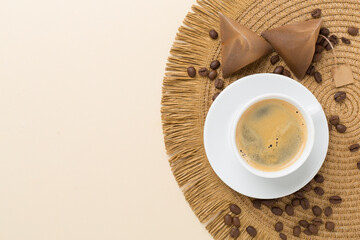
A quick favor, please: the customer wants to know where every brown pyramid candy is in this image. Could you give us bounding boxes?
[261,19,323,80]
[219,13,272,77]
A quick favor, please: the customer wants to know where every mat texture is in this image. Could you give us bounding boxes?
[161,0,360,239]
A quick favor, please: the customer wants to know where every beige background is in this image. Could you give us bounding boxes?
[0,0,211,239]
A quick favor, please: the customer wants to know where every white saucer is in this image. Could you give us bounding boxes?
[204,73,329,199]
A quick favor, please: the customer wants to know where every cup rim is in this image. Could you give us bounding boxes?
[231,93,315,178]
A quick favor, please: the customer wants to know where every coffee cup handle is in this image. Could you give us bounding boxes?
[306,103,322,117]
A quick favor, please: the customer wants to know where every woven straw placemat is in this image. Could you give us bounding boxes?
[161,0,360,239]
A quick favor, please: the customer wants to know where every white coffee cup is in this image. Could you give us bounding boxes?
[231,93,320,178]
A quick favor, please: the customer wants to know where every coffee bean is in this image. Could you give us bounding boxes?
[329,116,340,126]
[312,217,323,226]
[271,206,283,216]
[316,36,325,45]
[282,69,291,78]
[311,8,321,18]
[208,70,217,80]
[198,67,209,77]
[322,40,330,48]
[214,78,224,89]
[270,55,280,65]
[293,226,301,237]
[273,66,284,74]
[232,216,240,227]
[348,26,359,36]
[306,65,315,75]
[212,92,220,101]
[315,45,325,53]
[349,143,360,152]
[230,227,240,238]
[295,191,304,199]
[252,199,262,209]
[224,214,232,226]
[187,67,196,77]
[314,186,324,196]
[329,195,342,204]
[302,183,312,192]
[328,123,332,131]
[341,37,351,44]
[336,124,347,133]
[312,53,322,62]
[300,198,310,209]
[246,226,257,237]
[325,42,333,50]
[304,229,312,235]
[230,204,241,214]
[325,221,335,231]
[285,204,294,216]
[314,174,324,183]
[279,233,287,240]
[262,199,276,208]
[324,206,333,217]
[299,220,309,228]
[314,71,322,83]
[210,60,220,70]
[275,222,283,232]
[320,27,330,37]
[308,224,318,235]
[312,206,322,216]
[357,161,360,170]
[329,35,339,45]
[209,29,218,39]
[292,198,300,206]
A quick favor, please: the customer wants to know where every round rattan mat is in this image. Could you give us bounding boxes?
[161,0,360,239]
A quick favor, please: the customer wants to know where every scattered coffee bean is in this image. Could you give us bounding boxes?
[212,92,220,101]
[187,67,196,77]
[295,191,304,199]
[341,37,351,44]
[336,124,347,133]
[349,143,360,152]
[271,207,283,216]
[273,66,284,74]
[304,229,312,235]
[325,221,335,231]
[209,29,218,39]
[308,224,318,235]
[230,204,241,214]
[316,36,325,45]
[252,199,262,209]
[208,70,217,80]
[292,198,300,206]
[262,199,276,208]
[329,196,342,204]
[357,162,360,170]
[302,183,312,192]
[246,226,257,237]
[324,206,333,217]
[232,216,240,227]
[285,204,294,216]
[314,71,322,83]
[198,67,209,77]
[320,27,330,37]
[314,186,324,196]
[311,8,321,18]
[348,26,359,36]
[314,174,324,183]
[230,227,240,238]
[299,220,309,228]
[224,214,232,226]
[329,116,340,126]
[275,222,283,232]
[328,123,332,131]
[313,53,322,62]
[312,206,322,216]
[315,45,325,53]
[325,42,332,50]
[210,60,220,70]
[329,35,339,45]
[214,78,224,89]
[306,65,315,75]
[282,69,291,77]
[270,55,280,65]
[300,198,310,209]
[279,233,287,240]
[312,217,323,226]
[293,226,301,237]
[334,91,346,102]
